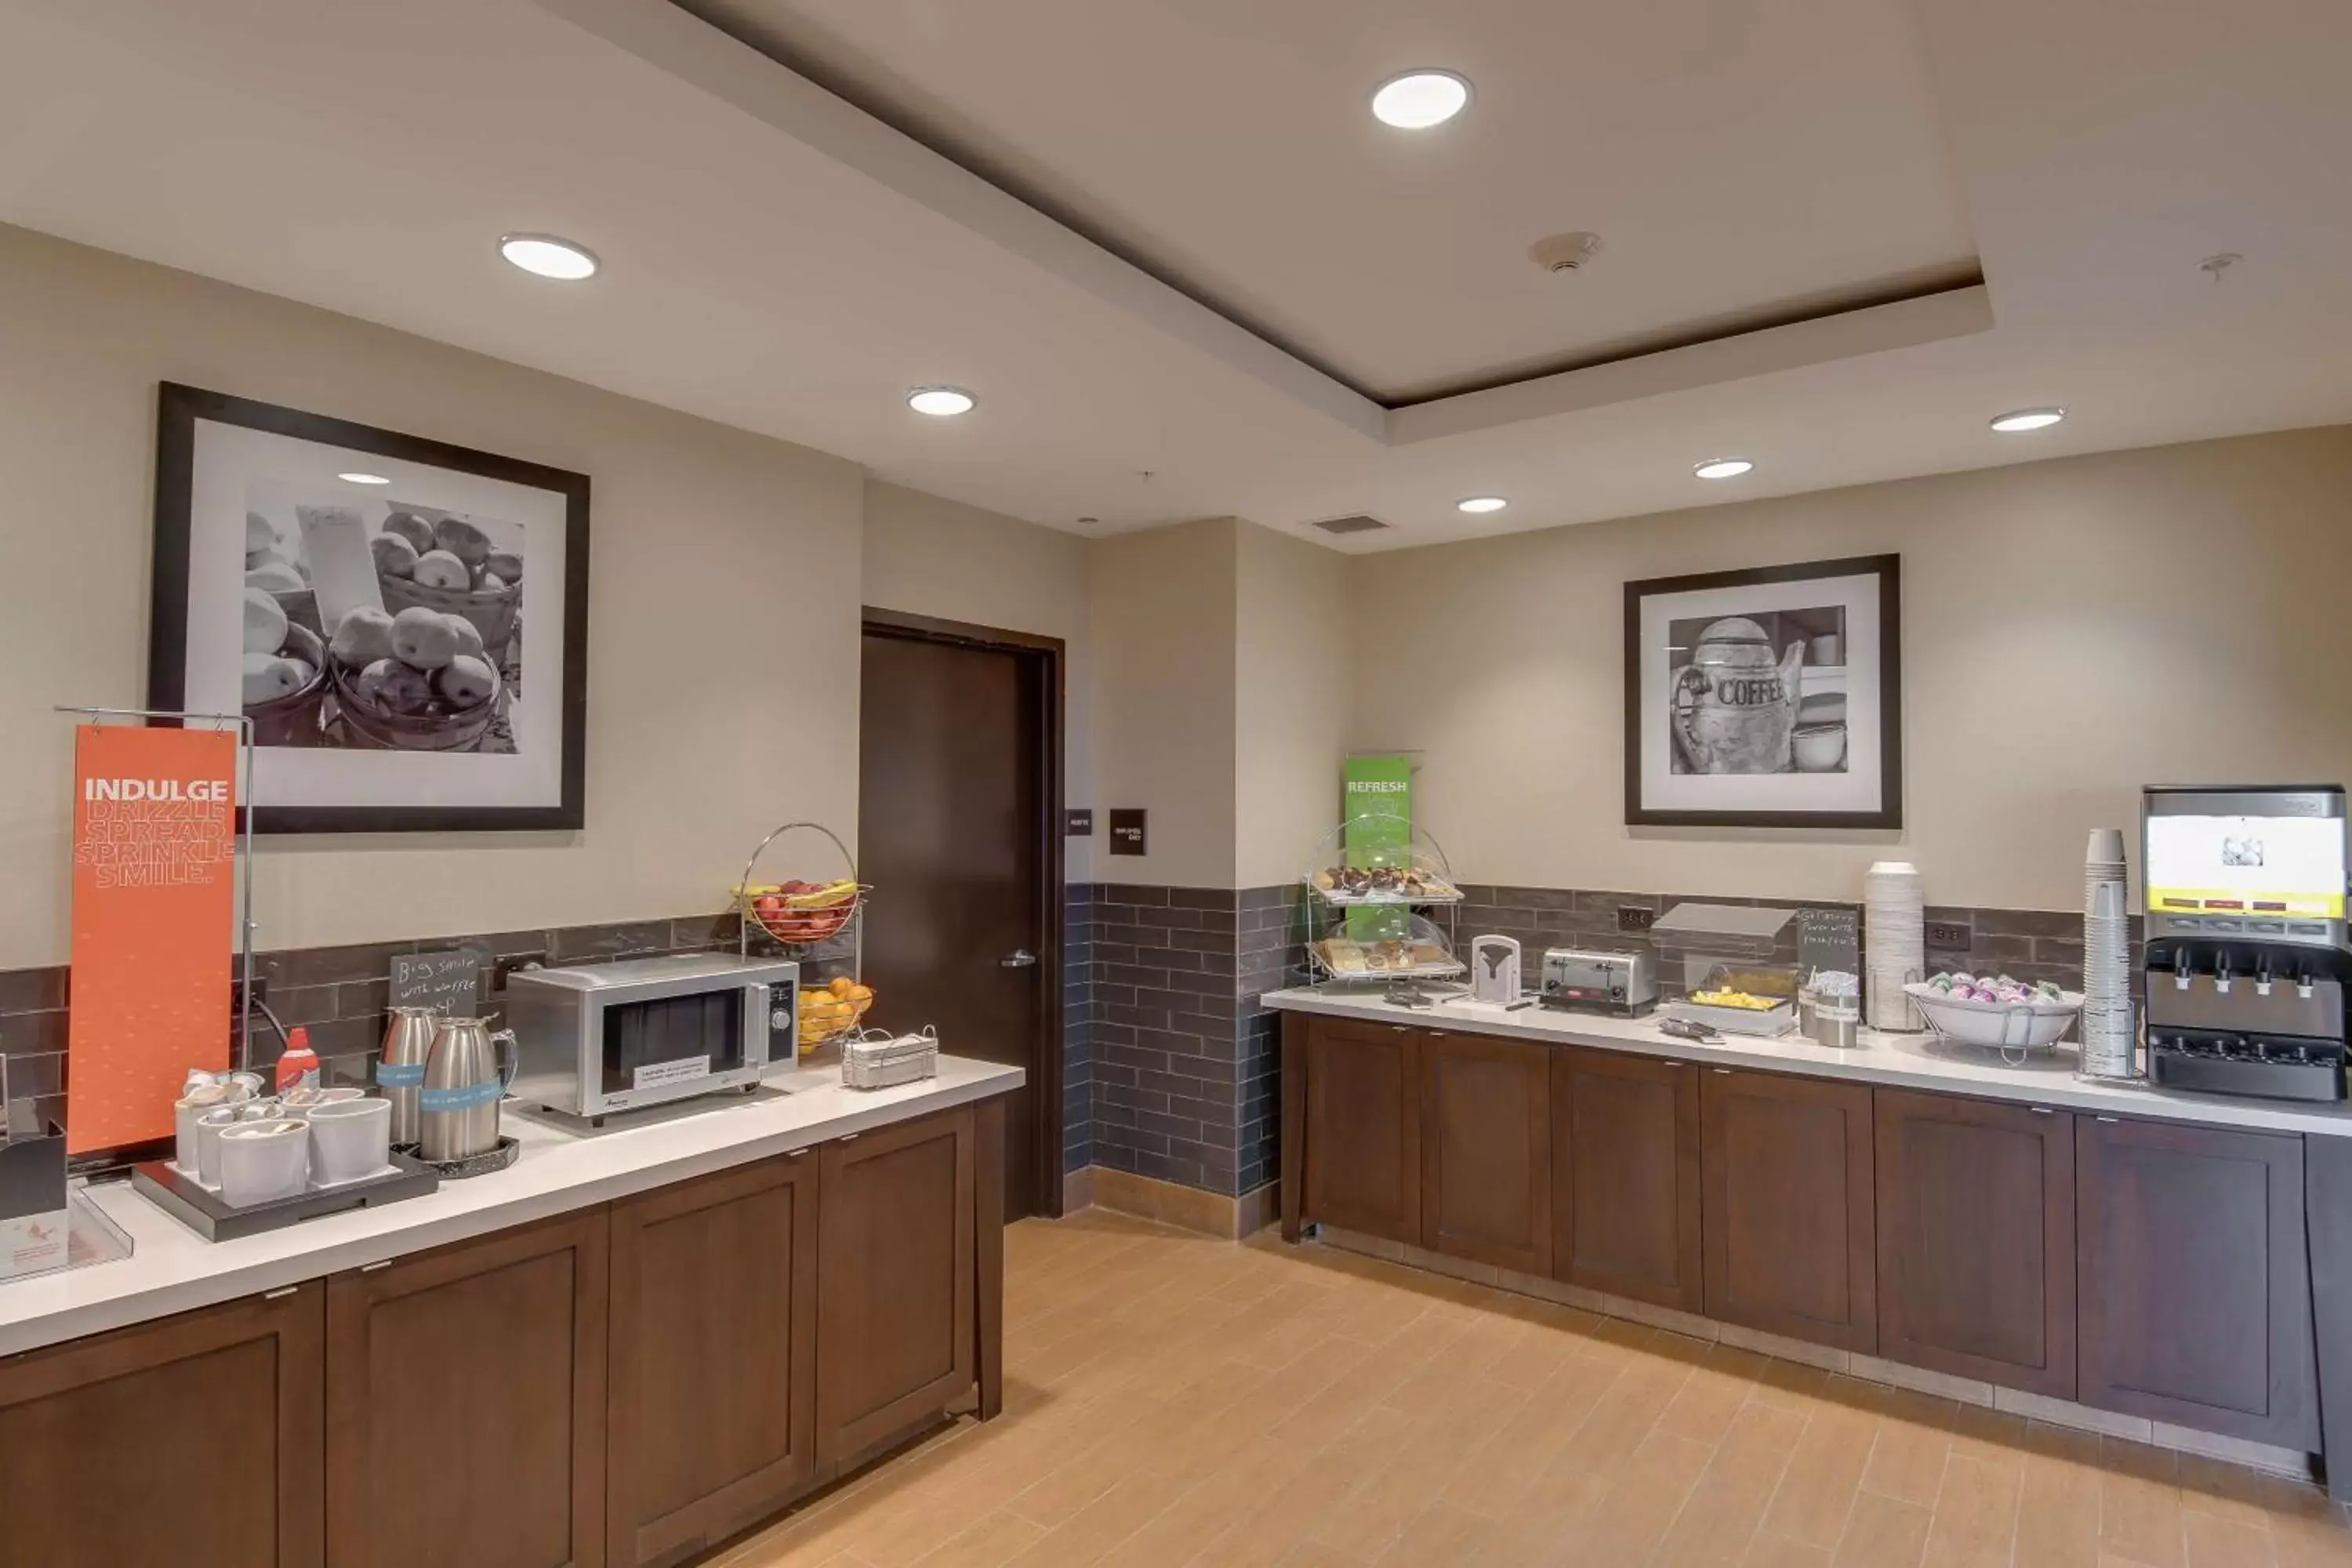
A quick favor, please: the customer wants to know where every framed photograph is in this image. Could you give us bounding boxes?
[1624,554,1901,829]
[149,383,590,833]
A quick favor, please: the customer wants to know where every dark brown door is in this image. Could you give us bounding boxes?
[1700,1066,1878,1353]
[327,1210,609,1568]
[1875,1090,2076,1398]
[607,1152,819,1568]
[0,1282,324,1566]
[1421,1030,1551,1275]
[2078,1114,2320,1447]
[818,1108,977,1465]
[860,621,1055,1221]
[1303,1018,1423,1246]
[1553,1047,1704,1312]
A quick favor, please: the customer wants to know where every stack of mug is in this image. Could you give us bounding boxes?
[2081,829,2138,1078]
[1865,861,1926,1031]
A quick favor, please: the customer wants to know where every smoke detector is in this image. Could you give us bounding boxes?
[1530,231,1602,273]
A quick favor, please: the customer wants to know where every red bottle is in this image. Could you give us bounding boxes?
[275,1025,321,1094]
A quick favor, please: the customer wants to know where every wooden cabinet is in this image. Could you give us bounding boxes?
[1875,1090,2075,1397]
[2078,1115,2320,1448]
[1552,1047,1704,1312]
[1421,1031,1552,1274]
[0,1282,324,1567]
[818,1107,977,1465]
[1302,1018,1424,1246]
[1701,1067,1877,1353]
[606,1152,818,1568]
[326,1210,610,1568]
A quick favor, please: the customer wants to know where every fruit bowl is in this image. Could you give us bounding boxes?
[798,977,875,1049]
[329,652,504,752]
[738,880,864,946]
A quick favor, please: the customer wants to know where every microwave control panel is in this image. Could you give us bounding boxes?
[767,980,800,1065]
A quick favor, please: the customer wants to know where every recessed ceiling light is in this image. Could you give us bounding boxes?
[1371,71,1471,129]
[338,472,391,485]
[1990,406,2066,434]
[907,387,976,417]
[1456,495,1508,514]
[499,234,599,281]
[1693,458,1755,480]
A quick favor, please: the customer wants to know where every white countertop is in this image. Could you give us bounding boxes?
[1266,987,2352,1139]
[0,1056,1023,1359]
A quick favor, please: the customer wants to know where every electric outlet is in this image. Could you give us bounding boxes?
[1926,920,1973,949]
[1617,906,1657,934]
[231,975,268,1011]
[492,951,549,990]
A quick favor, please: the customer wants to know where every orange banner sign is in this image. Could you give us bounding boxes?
[67,725,238,1154]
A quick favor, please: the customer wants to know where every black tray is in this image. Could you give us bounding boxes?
[132,1152,441,1242]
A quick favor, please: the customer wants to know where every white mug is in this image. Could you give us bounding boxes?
[307,1098,391,1185]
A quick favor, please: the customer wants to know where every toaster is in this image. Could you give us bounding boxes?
[1541,948,1657,1015]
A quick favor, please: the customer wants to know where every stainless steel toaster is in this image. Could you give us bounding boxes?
[1541,948,1657,1014]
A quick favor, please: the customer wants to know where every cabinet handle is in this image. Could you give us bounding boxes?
[1711,1067,1733,1076]
[788,1148,808,1159]
[1664,1061,1685,1069]
[263,1285,299,1301]
[361,1258,393,1272]
[840,1132,860,1143]
[2030,1105,2055,1116]
[2096,1115,2120,1124]
[1391,1025,1412,1033]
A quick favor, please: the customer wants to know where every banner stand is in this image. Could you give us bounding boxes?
[53,706,258,1075]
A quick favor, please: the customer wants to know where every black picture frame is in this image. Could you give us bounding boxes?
[1624,553,1902,829]
[149,383,590,833]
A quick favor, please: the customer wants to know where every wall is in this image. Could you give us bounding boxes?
[1348,426,2352,913]
[0,223,862,970]
[1086,519,1238,888]
[1233,521,1350,887]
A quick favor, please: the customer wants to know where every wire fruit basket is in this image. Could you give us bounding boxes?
[732,821,869,949]
[799,976,876,1044]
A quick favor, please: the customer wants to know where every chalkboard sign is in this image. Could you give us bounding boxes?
[1795,908,1861,979]
[389,946,489,1018]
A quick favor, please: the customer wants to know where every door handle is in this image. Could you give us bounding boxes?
[1000,949,1038,969]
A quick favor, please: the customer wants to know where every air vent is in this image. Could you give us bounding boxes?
[1311,514,1391,535]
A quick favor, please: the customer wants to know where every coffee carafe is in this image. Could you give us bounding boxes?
[376,1007,438,1147]
[418,1017,518,1163]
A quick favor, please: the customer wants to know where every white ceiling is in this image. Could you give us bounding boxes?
[0,0,2347,550]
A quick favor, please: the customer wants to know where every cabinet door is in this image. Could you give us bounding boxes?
[1552,1047,1703,1312]
[1701,1067,1877,1353]
[608,1152,818,1568]
[1875,1090,2075,1397]
[327,1210,609,1568]
[1303,1018,1422,1245]
[1421,1031,1552,1275]
[2078,1115,2319,1448]
[0,1281,324,1567]
[818,1107,976,1465]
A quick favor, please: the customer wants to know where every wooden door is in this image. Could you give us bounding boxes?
[1552,1047,1704,1312]
[818,1107,977,1465]
[860,619,1058,1221]
[1701,1067,1878,1353]
[1421,1030,1552,1274]
[607,1153,818,1568]
[327,1210,609,1568]
[2078,1115,2319,1447]
[1875,1090,2076,1397]
[0,1282,324,1566]
[1303,1018,1422,1246]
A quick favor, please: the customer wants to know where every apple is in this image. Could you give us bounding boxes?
[409,550,470,592]
[241,652,307,705]
[242,587,288,655]
[244,510,278,558]
[356,657,435,716]
[390,607,461,669]
[328,606,397,670]
[441,612,485,659]
[381,511,436,556]
[245,560,305,593]
[434,516,493,570]
[371,532,419,579]
[434,653,496,709]
[478,572,506,592]
[486,549,523,584]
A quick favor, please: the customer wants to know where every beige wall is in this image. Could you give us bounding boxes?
[0,223,862,968]
[1234,521,1349,887]
[1351,426,2352,913]
[1087,520,1238,887]
[860,479,1095,881]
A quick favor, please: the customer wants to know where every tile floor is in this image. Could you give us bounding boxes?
[712,1210,2352,1568]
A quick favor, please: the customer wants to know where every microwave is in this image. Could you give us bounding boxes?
[506,953,800,1122]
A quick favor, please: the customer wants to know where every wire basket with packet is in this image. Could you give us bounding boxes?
[841,1025,939,1091]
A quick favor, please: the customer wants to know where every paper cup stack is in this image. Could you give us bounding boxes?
[2080,828,2137,1078]
[1865,862,1926,1031]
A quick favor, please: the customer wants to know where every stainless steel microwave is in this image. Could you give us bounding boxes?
[506,953,800,1121]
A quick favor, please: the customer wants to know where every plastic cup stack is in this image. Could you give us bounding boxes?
[1865,861,1926,1031]
[2080,828,2136,1077]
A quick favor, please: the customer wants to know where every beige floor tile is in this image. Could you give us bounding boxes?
[909,1512,1049,1568]
[1001,1473,1189,1568]
[2015,1423,2104,1568]
[1559,1428,1715,1565]
[1929,1452,2024,1558]
[1833,1490,1933,1568]
[1744,1533,1838,1567]
[1864,1388,1960,1508]
[1367,1499,1494,1567]
[1759,1392,1882,1548]
[2272,1510,2352,1568]
[2103,1437,2187,1568]
[1658,1341,1770,1446]
[2177,1508,2276,1568]
[1655,1401,1813,1568]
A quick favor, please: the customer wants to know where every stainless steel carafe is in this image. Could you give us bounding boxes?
[376,1007,439,1147]
[418,1016,517,1163]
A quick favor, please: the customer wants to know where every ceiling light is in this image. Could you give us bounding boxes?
[907,387,976,417]
[338,472,390,485]
[1693,458,1755,481]
[499,234,599,281]
[1456,496,1508,514]
[1990,407,2065,434]
[1371,71,1471,129]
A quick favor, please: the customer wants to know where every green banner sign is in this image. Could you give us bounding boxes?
[1342,756,1413,940]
